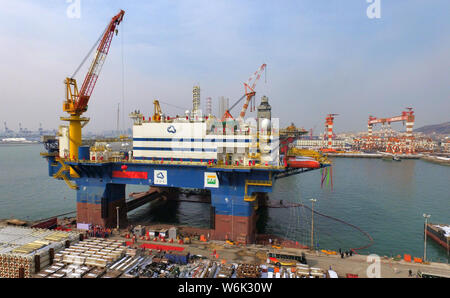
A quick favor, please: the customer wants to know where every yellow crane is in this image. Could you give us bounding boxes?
[62,10,125,176]
[153,100,162,122]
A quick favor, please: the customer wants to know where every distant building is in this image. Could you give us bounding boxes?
[441,139,450,152]
[296,139,352,151]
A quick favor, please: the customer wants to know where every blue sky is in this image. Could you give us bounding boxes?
[0,0,449,133]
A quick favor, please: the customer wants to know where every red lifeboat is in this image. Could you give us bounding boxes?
[287,156,320,169]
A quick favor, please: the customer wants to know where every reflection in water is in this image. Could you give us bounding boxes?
[128,159,448,262]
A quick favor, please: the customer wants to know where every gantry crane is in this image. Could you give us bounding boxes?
[366,108,415,153]
[221,64,266,121]
[62,10,125,175]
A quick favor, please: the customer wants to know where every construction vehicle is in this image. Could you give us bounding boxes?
[226,240,235,246]
[267,250,307,266]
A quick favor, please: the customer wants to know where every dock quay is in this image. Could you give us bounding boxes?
[326,152,450,166]
[1,219,448,279]
[421,155,450,166]
[325,152,422,159]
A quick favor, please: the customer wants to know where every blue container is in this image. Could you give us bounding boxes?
[165,253,190,265]
[78,146,90,161]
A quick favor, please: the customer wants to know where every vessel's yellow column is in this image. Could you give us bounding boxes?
[61,115,88,177]
[69,116,82,160]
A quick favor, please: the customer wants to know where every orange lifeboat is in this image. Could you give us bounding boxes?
[287,156,320,168]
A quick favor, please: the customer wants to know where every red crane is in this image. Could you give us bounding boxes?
[64,10,125,115]
[221,64,266,121]
[62,10,125,167]
[240,63,266,119]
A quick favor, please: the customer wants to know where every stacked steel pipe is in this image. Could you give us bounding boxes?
[236,263,261,278]
[54,238,126,268]
[0,226,80,278]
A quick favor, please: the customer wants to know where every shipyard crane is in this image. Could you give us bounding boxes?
[221,64,266,121]
[62,10,125,170]
[153,100,162,122]
[4,122,10,134]
[366,108,415,153]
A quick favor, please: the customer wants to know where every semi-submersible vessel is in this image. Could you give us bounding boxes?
[41,10,329,244]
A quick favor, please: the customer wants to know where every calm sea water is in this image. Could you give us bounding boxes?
[0,144,448,262]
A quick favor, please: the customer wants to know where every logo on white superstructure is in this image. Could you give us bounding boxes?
[167,125,177,134]
[154,170,167,185]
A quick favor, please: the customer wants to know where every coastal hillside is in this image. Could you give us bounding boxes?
[415,122,450,134]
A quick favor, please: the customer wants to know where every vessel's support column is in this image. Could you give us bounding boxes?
[61,115,89,177]
[69,116,81,162]
[210,191,257,244]
[207,169,273,245]
[76,182,128,228]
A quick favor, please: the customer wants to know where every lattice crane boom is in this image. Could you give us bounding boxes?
[61,10,125,171]
[239,63,266,119]
[64,10,125,116]
[221,64,266,121]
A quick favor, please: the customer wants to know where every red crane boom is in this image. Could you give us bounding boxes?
[221,64,266,121]
[75,10,125,114]
[240,63,266,119]
[64,10,125,116]
[61,10,125,170]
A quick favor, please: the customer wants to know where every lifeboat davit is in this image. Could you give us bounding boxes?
[287,156,320,168]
